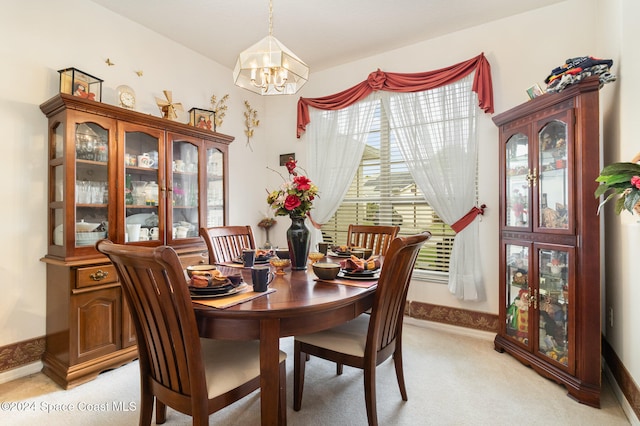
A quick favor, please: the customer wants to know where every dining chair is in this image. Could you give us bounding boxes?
[293,231,431,426]
[96,240,286,426]
[200,225,256,264]
[346,224,400,256]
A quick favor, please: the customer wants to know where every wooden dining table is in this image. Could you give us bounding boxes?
[192,260,378,425]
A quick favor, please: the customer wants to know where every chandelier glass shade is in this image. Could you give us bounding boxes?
[233,1,309,95]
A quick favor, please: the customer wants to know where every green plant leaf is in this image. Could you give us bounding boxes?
[615,196,626,215]
[600,162,640,175]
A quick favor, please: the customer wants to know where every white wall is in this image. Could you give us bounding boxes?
[0,0,270,346]
[1,0,638,395]
[598,0,640,387]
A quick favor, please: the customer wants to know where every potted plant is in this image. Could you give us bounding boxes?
[594,161,640,214]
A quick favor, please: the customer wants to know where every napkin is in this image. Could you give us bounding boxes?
[340,255,380,272]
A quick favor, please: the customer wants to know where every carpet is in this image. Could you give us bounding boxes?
[0,322,631,425]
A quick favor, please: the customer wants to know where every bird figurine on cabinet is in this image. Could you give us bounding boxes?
[155,90,183,120]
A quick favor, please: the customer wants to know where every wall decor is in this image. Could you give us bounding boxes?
[155,90,183,120]
[280,153,295,166]
[189,108,215,131]
[243,100,259,151]
[58,67,103,102]
[116,85,136,110]
[210,93,229,131]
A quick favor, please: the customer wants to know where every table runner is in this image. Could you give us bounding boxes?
[192,287,276,309]
[314,277,378,288]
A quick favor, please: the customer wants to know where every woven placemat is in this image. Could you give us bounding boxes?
[192,287,276,309]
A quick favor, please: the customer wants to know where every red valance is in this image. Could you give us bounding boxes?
[296,52,494,138]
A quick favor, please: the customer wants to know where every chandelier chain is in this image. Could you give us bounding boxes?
[268,0,273,36]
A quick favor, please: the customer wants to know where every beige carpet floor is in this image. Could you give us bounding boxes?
[0,321,633,425]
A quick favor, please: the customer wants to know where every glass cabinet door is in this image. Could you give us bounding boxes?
[123,128,162,243]
[504,243,531,348]
[169,139,200,241]
[536,245,573,369]
[50,122,65,249]
[505,132,530,228]
[537,116,570,231]
[206,147,224,227]
[74,122,109,248]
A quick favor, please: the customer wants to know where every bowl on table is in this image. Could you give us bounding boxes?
[312,262,341,280]
[270,257,291,275]
[308,252,325,264]
[186,264,217,278]
[275,249,290,259]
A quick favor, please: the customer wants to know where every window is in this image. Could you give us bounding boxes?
[321,100,464,281]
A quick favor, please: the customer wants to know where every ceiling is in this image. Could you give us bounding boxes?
[89,0,564,72]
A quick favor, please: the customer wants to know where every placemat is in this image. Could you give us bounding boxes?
[314,278,378,288]
[193,287,276,309]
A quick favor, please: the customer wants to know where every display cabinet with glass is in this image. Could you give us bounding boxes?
[493,77,601,407]
[40,93,233,388]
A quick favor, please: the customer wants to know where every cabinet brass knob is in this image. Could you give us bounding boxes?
[89,269,109,281]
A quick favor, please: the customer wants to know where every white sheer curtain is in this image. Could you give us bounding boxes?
[304,100,377,249]
[380,74,485,301]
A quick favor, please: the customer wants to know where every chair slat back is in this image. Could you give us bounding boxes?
[96,240,206,399]
[347,225,400,256]
[368,232,431,354]
[200,226,256,264]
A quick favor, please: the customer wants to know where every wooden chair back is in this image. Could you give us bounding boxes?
[97,239,286,425]
[347,224,400,256]
[368,232,430,357]
[96,240,209,422]
[199,225,256,264]
[293,232,431,425]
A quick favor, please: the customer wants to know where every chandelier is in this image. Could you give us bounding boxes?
[233,0,309,95]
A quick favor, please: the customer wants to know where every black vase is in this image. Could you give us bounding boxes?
[287,214,310,270]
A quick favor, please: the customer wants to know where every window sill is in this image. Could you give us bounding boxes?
[412,270,448,284]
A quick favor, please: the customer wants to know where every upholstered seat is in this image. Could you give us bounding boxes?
[96,240,286,425]
[293,232,431,426]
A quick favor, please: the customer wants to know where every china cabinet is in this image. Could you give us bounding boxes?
[40,93,233,388]
[492,77,601,407]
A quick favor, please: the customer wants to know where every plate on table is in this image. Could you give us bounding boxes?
[340,268,379,278]
[232,256,272,265]
[337,270,380,280]
[190,283,247,298]
[328,251,353,258]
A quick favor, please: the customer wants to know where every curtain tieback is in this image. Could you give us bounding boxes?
[451,204,486,233]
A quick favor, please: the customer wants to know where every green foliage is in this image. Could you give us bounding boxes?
[594,162,640,214]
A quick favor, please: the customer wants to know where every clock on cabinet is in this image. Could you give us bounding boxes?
[116,85,136,109]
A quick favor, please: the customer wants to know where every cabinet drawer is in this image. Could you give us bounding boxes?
[76,264,118,289]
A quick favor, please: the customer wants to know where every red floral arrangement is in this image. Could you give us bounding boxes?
[267,157,318,217]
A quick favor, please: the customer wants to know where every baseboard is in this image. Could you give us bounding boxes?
[0,336,45,375]
[404,316,495,341]
[0,361,43,385]
[406,300,499,333]
[602,337,640,423]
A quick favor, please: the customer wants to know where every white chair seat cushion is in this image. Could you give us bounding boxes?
[295,314,370,358]
[200,338,286,399]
